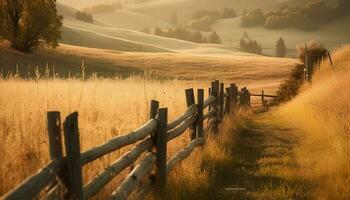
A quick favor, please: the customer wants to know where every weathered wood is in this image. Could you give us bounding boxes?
[185,88,196,140]
[47,112,63,160]
[63,112,83,200]
[167,114,197,141]
[166,138,205,174]
[197,89,204,138]
[202,109,216,121]
[155,108,168,187]
[211,81,220,134]
[167,104,197,131]
[2,159,65,200]
[84,139,153,199]
[208,88,212,111]
[108,153,157,200]
[232,84,238,107]
[225,87,231,114]
[81,119,157,164]
[46,112,65,198]
[150,100,159,119]
[203,95,216,109]
[219,83,224,121]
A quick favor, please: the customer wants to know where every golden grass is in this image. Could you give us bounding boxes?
[0,75,210,197]
[276,45,350,199]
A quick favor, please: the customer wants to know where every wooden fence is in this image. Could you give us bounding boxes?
[1,80,276,200]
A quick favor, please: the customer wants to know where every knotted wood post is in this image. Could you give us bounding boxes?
[219,83,224,121]
[63,112,83,200]
[155,108,168,187]
[197,89,204,138]
[149,100,159,153]
[185,88,196,140]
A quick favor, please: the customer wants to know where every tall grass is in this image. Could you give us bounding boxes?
[0,74,206,197]
[277,45,350,199]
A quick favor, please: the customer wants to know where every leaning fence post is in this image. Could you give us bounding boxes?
[210,80,219,134]
[63,112,83,200]
[197,89,204,138]
[185,88,196,140]
[219,83,224,121]
[155,108,168,187]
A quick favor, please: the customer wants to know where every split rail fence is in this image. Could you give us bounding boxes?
[1,80,276,200]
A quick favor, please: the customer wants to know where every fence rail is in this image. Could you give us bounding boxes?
[1,80,277,200]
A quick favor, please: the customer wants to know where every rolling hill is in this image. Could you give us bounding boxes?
[0,41,300,93]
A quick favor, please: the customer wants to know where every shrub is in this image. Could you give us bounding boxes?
[208,32,221,44]
[296,40,328,65]
[239,34,262,55]
[75,11,94,23]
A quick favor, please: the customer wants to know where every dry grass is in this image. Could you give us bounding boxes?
[0,74,209,197]
[276,45,350,199]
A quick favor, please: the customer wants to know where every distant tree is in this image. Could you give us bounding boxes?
[208,31,221,44]
[276,37,287,57]
[336,0,350,17]
[241,9,265,27]
[170,12,178,25]
[0,0,63,52]
[76,11,94,23]
[154,27,163,36]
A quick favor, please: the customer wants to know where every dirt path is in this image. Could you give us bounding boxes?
[205,112,312,200]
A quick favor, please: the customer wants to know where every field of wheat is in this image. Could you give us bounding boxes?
[277,45,350,199]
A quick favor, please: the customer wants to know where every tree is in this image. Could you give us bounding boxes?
[276,37,287,57]
[208,31,221,44]
[170,12,178,25]
[0,0,63,52]
[154,26,163,36]
[76,11,93,23]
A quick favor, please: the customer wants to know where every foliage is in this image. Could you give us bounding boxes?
[75,11,93,23]
[241,9,265,27]
[296,40,328,63]
[275,64,304,103]
[242,0,350,31]
[276,38,287,57]
[189,8,237,31]
[154,26,212,43]
[83,2,122,14]
[208,32,221,44]
[239,33,262,54]
[0,0,63,52]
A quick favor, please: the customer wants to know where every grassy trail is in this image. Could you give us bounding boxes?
[205,111,313,200]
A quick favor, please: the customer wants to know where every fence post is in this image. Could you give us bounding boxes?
[210,80,220,134]
[63,112,83,200]
[208,88,212,111]
[185,88,196,140]
[197,89,204,138]
[225,87,231,114]
[219,83,224,121]
[47,111,63,161]
[155,108,168,187]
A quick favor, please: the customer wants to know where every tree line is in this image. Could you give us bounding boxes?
[152,26,221,44]
[188,8,237,31]
[241,0,350,31]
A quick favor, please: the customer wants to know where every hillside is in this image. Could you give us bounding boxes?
[213,15,350,57]
[0,41,300,93]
